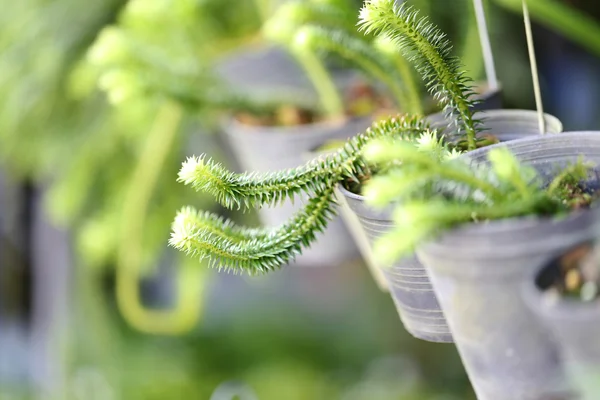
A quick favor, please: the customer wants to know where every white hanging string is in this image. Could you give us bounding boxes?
[472,0,499,91]
[522,0,546,133]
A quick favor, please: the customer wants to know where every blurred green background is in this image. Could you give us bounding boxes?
[1,0,600,399]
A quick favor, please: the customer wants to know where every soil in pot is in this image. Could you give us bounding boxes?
[235,80,395,128]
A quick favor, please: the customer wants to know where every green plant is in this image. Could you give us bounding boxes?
[170,115,429,274]
[359,0,480,150]
[51,0,270,335]
[265,0,425,116]
[170,0,490,273]
[361,136,594,264]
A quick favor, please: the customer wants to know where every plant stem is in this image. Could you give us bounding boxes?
[292,47,344,118]
[116,101,204,335]
[437,165,505,200]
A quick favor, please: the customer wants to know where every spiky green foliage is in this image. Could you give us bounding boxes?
[362,140,594,264]
[170,186,337,274]
[359,0,480,150]
[172,114,433,273]
[178,115,430,210]
[89,25,290,115]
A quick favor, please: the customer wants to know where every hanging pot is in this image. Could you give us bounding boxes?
[524,237,600,400]
[426,109,563,141]
[416,131,600,400]
[337,184,452,343]
[222,113,370,267]
[331,112,564,343]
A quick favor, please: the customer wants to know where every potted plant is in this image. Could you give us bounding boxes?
[359,131,600,399]
[220,0,422,266]
[525,239,600,400]
[169,0,566,343]
[336,0,563,343]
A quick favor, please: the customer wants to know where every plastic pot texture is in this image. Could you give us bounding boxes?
[223,115,370,267]
[329,112,563,343]
[426,109,563,141]
[337,184,452,343]
[416,132,600,400]
[525,238,600,400]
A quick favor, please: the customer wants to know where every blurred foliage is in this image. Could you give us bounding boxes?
[1,0,600,398]
[493,0,600,57]
[53,264,472,400]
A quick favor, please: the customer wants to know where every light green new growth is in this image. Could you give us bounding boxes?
[171,115,432,273]
[170,186,337,274]
[178,115,430,210]
[363,140,593,264]
[359,0,479,150]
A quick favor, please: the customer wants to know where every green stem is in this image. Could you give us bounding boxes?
[117,101,203,335]
[437,165,505,200]
[292,47,344,118]
[360,0,478,149]
[454,195,551,221]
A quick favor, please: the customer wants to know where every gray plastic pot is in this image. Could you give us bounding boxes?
[416,132,600,400]
[426,109,563,140]
[338,184,452,343]
[525,238,600,400]
[332,111,563,343]
[222,115,371,267]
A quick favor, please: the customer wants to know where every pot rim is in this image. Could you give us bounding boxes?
[336,181,365,202]
[427,109,563,133]
[340,131,600,234]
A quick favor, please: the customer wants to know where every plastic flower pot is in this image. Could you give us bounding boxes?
[426,109,563,141]
[416,132,600,400]
[222,114,371,267]
[331,113,563,343]
[525,238,600,400]
[337,184,452,343]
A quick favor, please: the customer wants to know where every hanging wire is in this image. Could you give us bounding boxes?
[522,0,546,133]
[472,0,499,91]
